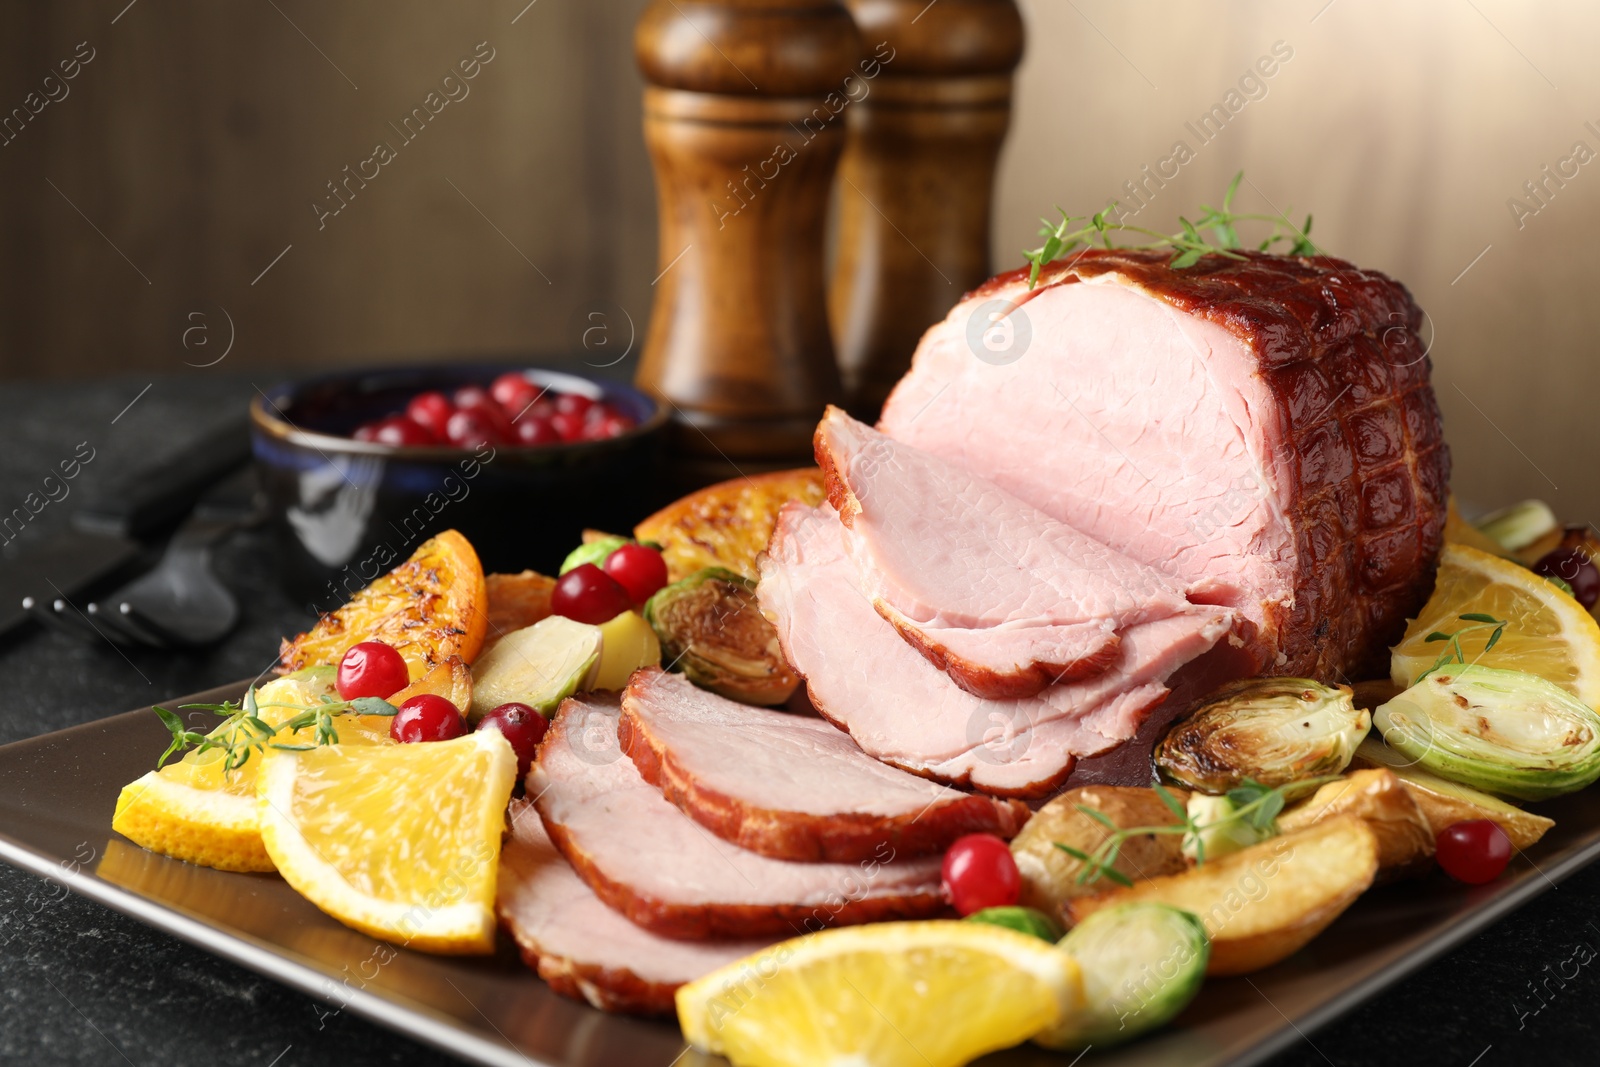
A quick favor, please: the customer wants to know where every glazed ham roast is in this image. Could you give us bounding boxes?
[879,250,1449,679]
[762,249,1448,794]
[530,693,948,940]
[619,667,1029,861]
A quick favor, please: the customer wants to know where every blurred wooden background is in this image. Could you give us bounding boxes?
[0,0,1595,518]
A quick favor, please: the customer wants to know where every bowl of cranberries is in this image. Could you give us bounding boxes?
[251,364,668,599]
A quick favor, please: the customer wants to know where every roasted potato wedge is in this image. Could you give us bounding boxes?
[634,468,826,582]
[483,570,555,648]
[1278,769,1434,877]
[1010,786,1190,913]
[1065,816,1378,976]
[1353,739,1554,850]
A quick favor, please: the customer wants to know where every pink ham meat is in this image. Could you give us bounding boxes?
[497,799,771,1014]
[619,666,1029,862]
[757,503,1234,796]
[531,693,949,940]
[878,250,1449,680]
[815,405,1234,698]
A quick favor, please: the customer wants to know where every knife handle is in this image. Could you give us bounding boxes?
[73,417,252,539]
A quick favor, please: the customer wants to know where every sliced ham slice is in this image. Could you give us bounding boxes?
[496,799,770,1014]
[758,503,1234,796]
[531,693,949,940]
[619,667,1029,862]
[815,406,1229,698]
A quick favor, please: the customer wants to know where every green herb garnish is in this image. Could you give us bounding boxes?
[1413,612,1508,685]
[1053,776,1334,887]
[1023,171,1319,287]
[154,688,398,772]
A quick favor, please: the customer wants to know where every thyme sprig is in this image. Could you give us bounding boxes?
[1412,612,1508,686]
[1023,171,1319,287]
[1053,776,1337,887]
[154,687,399,773]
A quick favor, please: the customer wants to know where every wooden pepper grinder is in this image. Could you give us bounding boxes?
[830,0,1025,418]
[634,0,863,480]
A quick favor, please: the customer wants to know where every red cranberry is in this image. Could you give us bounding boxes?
[604,543,669,604]
[941,834,1021,916]
[1436,819,1513,884]
[491,372,541,416]
[551,563,633,624]
[445,406,505,448]
[353,422,380,442]
[583,414,632,440]
[453,385,491,410]
[476,702,549,777]
[336,641,410,700]
[514,416,561,446]
[373,416,435,447]
[554,393,595,419]
[406,391,455,440]
[550,410,588,441]
[1534,547,1600,609]
[390,694,466,743]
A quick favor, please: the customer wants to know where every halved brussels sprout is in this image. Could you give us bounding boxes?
[1156,678,1368,794]
[559,534,630,576]
[964,906,1063,943]
[643,567,799,706]
[1372,664,1600,801]
[1035,902,1209,1050]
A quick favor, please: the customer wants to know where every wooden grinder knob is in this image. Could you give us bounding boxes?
[635,0,864,475]
[831,0,1025,418]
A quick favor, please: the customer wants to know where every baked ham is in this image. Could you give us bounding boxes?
[758,503,1234,796]
[497,799,771,1014]
[878,250,1449,680]
[815,406,1237,699]
[531,693,949,939]
[619,666,1029,861]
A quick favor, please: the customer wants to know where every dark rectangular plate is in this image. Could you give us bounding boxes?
[3,681,1598,1067]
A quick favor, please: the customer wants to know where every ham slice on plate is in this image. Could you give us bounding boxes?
[619,666,1029,862]
[531,693,949,940]
[815,405,1232,698]
[758,503,1234,797]
[497,798,770,1014]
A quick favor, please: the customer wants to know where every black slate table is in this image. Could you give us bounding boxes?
[2,374,1598,1067]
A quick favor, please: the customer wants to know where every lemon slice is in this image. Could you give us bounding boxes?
[1391,544,1600,706]
[112,670,389,873]
[257,730,516,954]
[676,920,1082,1067]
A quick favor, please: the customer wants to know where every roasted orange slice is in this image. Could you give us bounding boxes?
[634,468,826,582]
[277,530,488,681]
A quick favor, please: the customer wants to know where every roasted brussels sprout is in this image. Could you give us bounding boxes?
[1372,664,1600,801]
[1035,902,1209,1050]
[643,567,799,706]
[1156,678,1368,794]
[964,906,1063,943]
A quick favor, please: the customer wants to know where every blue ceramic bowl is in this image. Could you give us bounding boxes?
[250,364,668,606]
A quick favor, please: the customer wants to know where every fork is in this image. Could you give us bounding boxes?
[27,470,263,649]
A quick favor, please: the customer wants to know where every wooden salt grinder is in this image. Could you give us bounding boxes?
[634,1,863,478]
[831,0,1025,418]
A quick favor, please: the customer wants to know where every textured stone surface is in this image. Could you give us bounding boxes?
[2,375,1598,1066]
